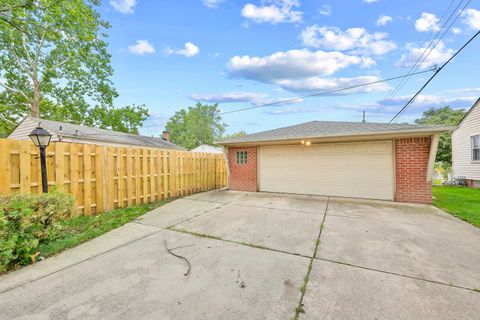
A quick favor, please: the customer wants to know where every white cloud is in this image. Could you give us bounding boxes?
[395,41,453,69]
[202,0,225,9]
[227,49,364,82]
[299,26,397,56]
[376,15,393,26]
[276,75,391,94]
[110,0,136,14]
[363,0,379,3]
[164,42,200,57]
[226,49,388,95]
[462,8,480,29]
[452,27,462,34]
[127,40,155,55]
[188,92,268,103]
[241,0,303,24]
[319,4,332,16]
[415,12,440,32]
[261,88,479,116]
[378,90,480,111]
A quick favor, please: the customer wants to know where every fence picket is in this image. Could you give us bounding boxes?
[0,139,227,214]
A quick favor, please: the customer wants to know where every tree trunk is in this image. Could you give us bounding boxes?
[31,81,40,117]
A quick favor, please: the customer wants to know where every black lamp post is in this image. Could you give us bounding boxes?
[29,126,52,193]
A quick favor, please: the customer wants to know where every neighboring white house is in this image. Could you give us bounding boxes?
[452,98,480,187]
[190,144,223,154]
[8,117,185,150]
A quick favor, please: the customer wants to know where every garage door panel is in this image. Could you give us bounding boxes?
[259,141,394,200]
[369,141,392,153]
[351,143,369,153]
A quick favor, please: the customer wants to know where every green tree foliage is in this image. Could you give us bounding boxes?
[222,131,247,140]
[415,106,466,164]
[165,103,226,150]
[0,0,149,135]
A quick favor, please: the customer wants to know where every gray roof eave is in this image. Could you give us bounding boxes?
[216,126,456,146]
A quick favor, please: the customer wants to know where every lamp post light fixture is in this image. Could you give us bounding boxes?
[28,126,52,193]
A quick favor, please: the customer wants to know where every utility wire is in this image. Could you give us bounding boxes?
[380,0,457,103]
[381,0,470,106]
[218,69,434,116]
[389,30,480,123]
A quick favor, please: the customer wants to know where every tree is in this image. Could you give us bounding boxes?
[85,104,149,134]
[165,103,226,150]
[0,0,149,135]
[222,131,247,140]
[0,0,117,117]
[0,1,35,34]
[415,106,466,164]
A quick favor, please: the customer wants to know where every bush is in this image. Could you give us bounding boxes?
[0,191,74,273]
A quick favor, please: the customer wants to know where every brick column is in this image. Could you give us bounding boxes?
[395,137,432,204]
[227,146,257,192]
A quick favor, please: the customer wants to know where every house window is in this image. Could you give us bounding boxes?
[472,135,480,161]
[236,151,248,165]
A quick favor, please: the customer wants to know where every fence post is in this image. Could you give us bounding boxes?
[18,141,31,193]
[83,144,92,215]
[117,147,125,208]
[69,144,80,214]
[95,145,104,214]
[126,147,132,207]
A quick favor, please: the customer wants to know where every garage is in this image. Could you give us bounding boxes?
[258,141,395,200]
[218,120,451,204]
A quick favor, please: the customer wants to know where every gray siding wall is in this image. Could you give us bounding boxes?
[452,103,480,180]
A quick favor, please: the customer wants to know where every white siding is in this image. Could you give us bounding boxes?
[452,101,480,180]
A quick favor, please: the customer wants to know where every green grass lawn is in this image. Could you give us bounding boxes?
[433,186,480,228]
[40,200,169,259]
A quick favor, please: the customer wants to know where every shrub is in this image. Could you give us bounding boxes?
[0,191,74,273]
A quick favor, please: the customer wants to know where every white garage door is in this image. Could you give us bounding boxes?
[258,141,394,200]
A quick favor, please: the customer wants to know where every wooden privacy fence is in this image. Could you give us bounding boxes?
[0,139,228,215]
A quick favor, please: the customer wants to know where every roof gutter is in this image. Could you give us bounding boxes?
[216,126,456,147]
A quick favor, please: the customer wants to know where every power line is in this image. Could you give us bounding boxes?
[389,30,480,123]
[381,0,470,106]
[217,69,434,116]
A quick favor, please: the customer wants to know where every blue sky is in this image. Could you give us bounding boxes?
[101,0,480,136]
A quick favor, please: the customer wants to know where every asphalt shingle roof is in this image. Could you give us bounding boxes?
[217,120,453,145]
[29,117,184,150]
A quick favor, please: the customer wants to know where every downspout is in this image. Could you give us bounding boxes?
[219,145,230,190]
[426,134,441,182]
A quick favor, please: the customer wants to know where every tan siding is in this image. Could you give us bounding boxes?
[8,118,60,141]
[452,103,480,180]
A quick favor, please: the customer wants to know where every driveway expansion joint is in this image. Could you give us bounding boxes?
[293,197,330,319]
[314,257,480,293]
[167,227,313,260]
[0,228,164,296]
[227,202,326,215]
[166,200,235,228]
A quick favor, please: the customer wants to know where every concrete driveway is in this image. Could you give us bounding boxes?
[1,191,479,320]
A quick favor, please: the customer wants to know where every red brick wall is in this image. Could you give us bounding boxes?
[395,137,432,204]
[227,146,257,192]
